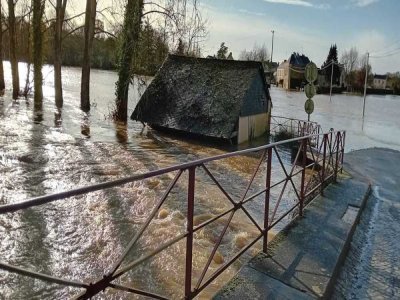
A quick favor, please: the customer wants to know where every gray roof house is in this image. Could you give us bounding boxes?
[131,55,272,144]
[276,53,311,90]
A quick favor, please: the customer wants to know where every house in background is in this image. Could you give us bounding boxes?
[373,74,388,89]
[276,53,311,90]
[276,60,289,89]
[131,55,272,144]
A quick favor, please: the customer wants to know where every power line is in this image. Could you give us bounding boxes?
[370,39,400,56]
[319,60,342,71]
[370,47,400,59]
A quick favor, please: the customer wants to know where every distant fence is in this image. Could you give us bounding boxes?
[270,115,322,147]
[0,130,346,299]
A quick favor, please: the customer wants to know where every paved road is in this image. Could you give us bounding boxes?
[333,148,400,299]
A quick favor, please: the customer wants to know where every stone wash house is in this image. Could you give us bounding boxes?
[131,55,272,144]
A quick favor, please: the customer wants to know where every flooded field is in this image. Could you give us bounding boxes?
[271,87,400,151]
[0,63,399,299]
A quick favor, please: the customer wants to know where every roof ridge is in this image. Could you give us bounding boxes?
[167,54,265,67]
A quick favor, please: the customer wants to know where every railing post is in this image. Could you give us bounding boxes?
[291,120,293,135]
[321,133,328,195]
[297,121,300,136]
[263,148,272,254]
[185,166,195,299]
[334,132,340,183]
[341,131,346,173]
[329,129,334,165]
[300,139,307,216]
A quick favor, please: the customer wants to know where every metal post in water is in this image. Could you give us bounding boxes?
[329,60,334,102]
[270,30,275,63]
[362,52,369,119]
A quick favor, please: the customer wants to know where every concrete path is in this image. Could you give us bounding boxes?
[332,148,400,299]
[214,170,371,299]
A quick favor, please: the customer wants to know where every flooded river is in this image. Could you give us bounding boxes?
[271,87,400,151]
[0,62,399,299]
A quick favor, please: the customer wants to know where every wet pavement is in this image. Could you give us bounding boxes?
[333,148,400,299]
[214,175,371,299]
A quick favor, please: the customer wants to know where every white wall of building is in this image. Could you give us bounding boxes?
[237,113,269,144]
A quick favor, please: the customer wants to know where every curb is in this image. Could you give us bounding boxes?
[323,183,372,299]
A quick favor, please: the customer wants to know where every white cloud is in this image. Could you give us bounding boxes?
[238,9,267,17]
[263,0,313,7]
[351,0,380,7]
[263,0,330,9]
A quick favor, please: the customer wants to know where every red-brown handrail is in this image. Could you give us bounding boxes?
[0,130,346,299]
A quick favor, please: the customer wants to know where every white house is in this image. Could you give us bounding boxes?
[373,74,387,89]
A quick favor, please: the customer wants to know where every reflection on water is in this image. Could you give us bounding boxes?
[0,63,399,299]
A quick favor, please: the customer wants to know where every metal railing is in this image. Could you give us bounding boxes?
[270,115,322,147]
[0,130,346,299]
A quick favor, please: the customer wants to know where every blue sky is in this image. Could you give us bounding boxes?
[200,0,400,73]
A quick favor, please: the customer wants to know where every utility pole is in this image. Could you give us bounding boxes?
[362,52,369,118]
[329,59,334,102]
[270,30,275,63]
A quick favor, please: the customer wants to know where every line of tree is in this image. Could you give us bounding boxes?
[389,73,400,94]
[340,47,373,92]
[0,0,207,123]
[239,43,270,62]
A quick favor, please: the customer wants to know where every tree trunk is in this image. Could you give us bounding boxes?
[80,0,97,112]
[8,0,19,99]
[0,1,5,92]
[54,0,67,108]
[32,0,44,107]
[114,0,144,122]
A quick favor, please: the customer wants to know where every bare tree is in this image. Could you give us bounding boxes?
[54,0,67,108]
[239,43,270,62]
[341,47,361,89]
[21,1,32,98]
[80,0,97,112]
[32,0,44,107]
[181,0,207,56]
[340,47,359,75]
[8,0,20,99]
[0,0,5,92]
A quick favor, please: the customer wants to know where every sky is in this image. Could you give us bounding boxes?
[198,0,400,74]
[5,0,397,74]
